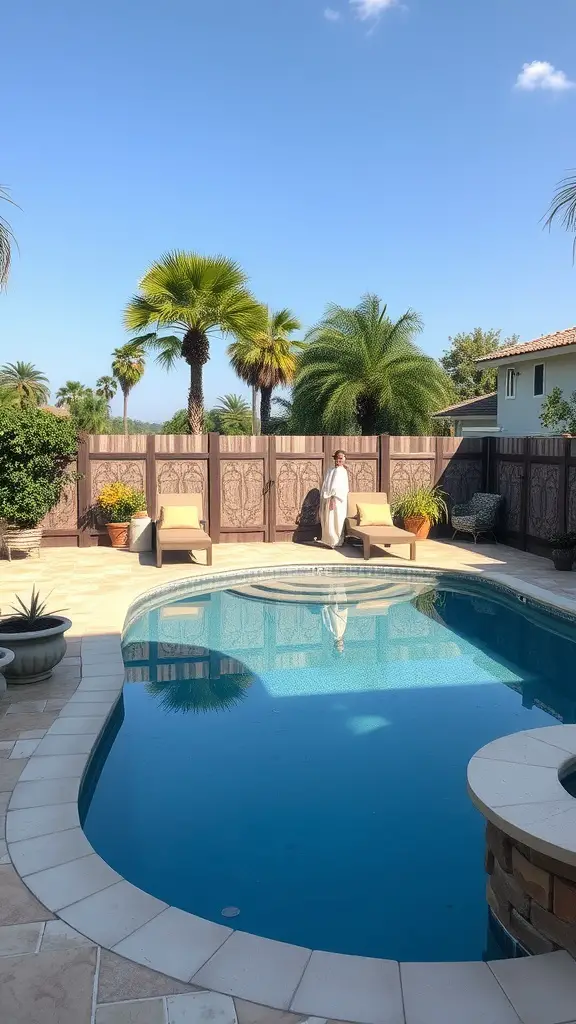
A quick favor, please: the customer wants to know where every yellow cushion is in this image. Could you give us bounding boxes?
[160,505,200,530]
[356,502,393,527]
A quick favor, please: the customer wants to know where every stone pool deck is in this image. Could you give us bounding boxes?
[3,539,576,1023]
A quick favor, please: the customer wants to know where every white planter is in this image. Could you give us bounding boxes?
[0,617,72,684]
[0,648,15,694]
[130,516,152,553]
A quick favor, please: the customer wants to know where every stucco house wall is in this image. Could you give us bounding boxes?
[497,352,576,435]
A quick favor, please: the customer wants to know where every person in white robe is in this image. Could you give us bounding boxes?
[320,450,349,548]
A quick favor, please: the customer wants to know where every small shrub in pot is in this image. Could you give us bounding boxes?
[96,482,147,548]
[0,587,71,683]
[550,533,576,572]
[391,485,448,540]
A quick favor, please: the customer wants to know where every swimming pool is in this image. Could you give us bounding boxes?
[81,568,576,962]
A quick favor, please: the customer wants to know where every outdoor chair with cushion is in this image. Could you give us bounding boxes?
[155,492,212,568]
[451,492,504,543]
[344,491,417,561]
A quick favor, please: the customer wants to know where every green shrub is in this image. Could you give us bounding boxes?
[391,484,448,525]
[0,409,78,528]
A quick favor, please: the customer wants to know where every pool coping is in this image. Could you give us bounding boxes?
[7,562,576,1023]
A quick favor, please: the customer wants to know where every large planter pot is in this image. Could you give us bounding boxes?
[106,523,130,548]
[1,525,42,560]
[0,648,15,694]
[403,516,431,540]
[0,617,72,684]
[552,548,574,571]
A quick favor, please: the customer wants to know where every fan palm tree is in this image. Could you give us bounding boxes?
[213,394,252,435]
[228,308,302,434]
[111,341,146,436]
[95,375,118,404]
[291,295,451,435]
[0,185,17,289]
[0,361,50,408]
[68,390,110,433]
[545,172,576,257]
[55,380,88,408]
[123,251,267,434]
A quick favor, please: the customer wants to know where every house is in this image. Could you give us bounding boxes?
[476,327,576,436]
[433,393,498,436]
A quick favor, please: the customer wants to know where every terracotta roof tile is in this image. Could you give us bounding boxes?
[478,327,576,362]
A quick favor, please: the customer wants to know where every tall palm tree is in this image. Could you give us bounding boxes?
[228,308,302,434]
[0,185,17,289]
[545,172,576,257]
[0,361,50,408]
[213,394,252,435]
[291,295,451,435]
[111,341,146,436]
[55,380,88,408]
[68,390,110,433]
[124,251,267,433]
[95,375,118,405]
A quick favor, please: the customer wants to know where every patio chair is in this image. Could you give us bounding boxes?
[344,491,417,561]
[155,493,212,569]
[451,492,504,544]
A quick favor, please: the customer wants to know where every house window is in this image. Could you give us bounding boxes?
[505,367,516,399]
[534,363,545,397]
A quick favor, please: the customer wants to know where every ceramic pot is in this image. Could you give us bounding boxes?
[0,617,72,684]
[404,516,431,540]
[552,548,574,571]
[0,648,15,694]
[1,525,42,560]
[106,522,130,548]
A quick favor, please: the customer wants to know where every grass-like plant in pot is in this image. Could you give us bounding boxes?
[550,532,576,572]
[0,407,78,559]
[96,482,147,548]
[0,587,71,684]
[391,484,448,540]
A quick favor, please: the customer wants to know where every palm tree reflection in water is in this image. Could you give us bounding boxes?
[145,671,253,716]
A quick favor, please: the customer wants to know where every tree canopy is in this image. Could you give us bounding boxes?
[440,328,518,400]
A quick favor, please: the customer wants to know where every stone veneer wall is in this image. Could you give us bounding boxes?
[486,822,576,956]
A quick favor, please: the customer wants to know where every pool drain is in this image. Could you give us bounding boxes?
[221,906,240,918]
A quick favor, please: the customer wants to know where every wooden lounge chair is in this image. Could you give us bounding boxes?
[344,491,417,561]
[155,493,212,569]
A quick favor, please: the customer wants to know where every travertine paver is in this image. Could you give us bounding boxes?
[0,946,98,1024]
[0,864,54,925]
[97,949,196,1003]
[95,1000,167,1024]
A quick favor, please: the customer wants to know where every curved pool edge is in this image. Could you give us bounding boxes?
[6,562,576,1022]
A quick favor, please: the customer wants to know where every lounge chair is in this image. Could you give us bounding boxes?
[155,493,212,569]
[344,491,417,561]
[451,492,504,543]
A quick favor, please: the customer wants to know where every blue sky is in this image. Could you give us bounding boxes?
[2,0,576,422]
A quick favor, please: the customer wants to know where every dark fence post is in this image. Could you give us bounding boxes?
[77,433,90,547]
[208,432,221,543]
[146,435,156,519]
[434,436,443,486]
[481,436,490,491]
[268,435,277,543]
[519,438,530,551]
[379,435,391,496]
[560,436,570,535]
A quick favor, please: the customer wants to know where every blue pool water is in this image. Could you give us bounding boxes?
[81,572,576,962]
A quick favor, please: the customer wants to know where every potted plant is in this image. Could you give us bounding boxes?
[0,648,14,694]
[96,482,147,548]
[550,533,576,571]
[392,484,448,540]
[0,408,78,559]
[0,587,71,684]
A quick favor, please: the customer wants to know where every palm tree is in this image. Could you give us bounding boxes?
[55,380,88,408]
[111,341,146,436]
[0,185,17,289]
[68,390,110,433]
[213,394,252,435]
[95,375,118,405]
[291,295,451,435]
[545,172,576,257]
[0,361,50,408]
[124,251,267,433]
[228,308,302,434]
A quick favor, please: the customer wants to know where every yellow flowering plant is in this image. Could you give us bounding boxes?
[96,482,146,523]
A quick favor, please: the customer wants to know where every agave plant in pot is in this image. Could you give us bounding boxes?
[96,482,147,548]
[392,484,448,540]
[550,533,576,572]
[0,587,71,684]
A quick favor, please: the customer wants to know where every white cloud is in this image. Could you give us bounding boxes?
[515,61,575,92]
[350,0,398,20]
[324,7,341,20]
